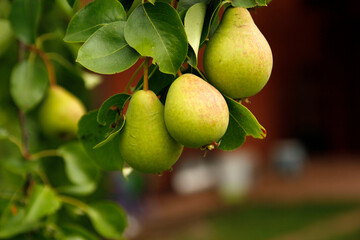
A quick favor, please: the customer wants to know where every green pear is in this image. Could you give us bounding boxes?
[164,74,229,148]
[39,85,86,139]
[203,7,273,99]
[118,90,183,174]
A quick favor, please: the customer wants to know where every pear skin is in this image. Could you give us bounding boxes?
[164,74,229,148]
[39,85,86,139]
[118,90,183,174]
[203,7,273,99]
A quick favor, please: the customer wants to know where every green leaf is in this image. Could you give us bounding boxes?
[58,141,99,186]
[0,184,61,238]
[57,182,97,196]
[184,2,206,66]
[93,93,130,148]
[10,59,49,112]
[177,0,209,12]
[231,0,270,7]
[77,21,140,74]
[0,19,14,57]
[62,224,100,240]
[218,116,246,151]
[93,116,125,149]
[66,0,76,7]
[225,97,266,139]
[0,163,25,200]
[64,0,126,43]
[97,93,130,125]
[9,0,41,44]
[24,185,61,223]
[78,110,124,171]
[124,2,188,75]
[86,202,127,239]
[0,208,39,238]
[200,0,223,44]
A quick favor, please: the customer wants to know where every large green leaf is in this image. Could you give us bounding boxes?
[58,141,99,186]
[218,116,246,151]
[9,0,41,44]
[77,110,124,171]
[77,21,140,74]
[86,202,127,239]
[124,2,188,75]
[219,97,266,151]
[184,2,206,66]
[0,184,61,238]
[225,97,266,139]
[64,0,126,43]
[10,59,49,112]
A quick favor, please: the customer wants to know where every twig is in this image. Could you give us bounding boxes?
[26,44,57,86]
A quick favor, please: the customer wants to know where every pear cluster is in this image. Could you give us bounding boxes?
[119,74,229,174]
[119,7,272,174]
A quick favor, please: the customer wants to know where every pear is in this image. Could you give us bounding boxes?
[203,7,273,99]
[118,90,183,174]
[39,85,86,139]
[164,74,229,148]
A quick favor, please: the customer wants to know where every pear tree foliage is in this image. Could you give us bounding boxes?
[0,0,271,238]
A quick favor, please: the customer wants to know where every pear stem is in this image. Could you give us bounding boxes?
[29,149,59,161]
[124,60,145,93]
[143,57,150,91]
[177,70,182,77]
[59,195,88,212]
[27,45,57,86]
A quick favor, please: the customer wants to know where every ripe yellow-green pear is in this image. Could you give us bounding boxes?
[39,85,86,139]
[164,74,229,148]
[118,90,183,174]
[203,7,273,99]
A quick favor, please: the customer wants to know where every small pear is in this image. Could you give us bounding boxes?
[39,85,86,139]
[164,74,229,148]
[118,90,183,174]
[203,7,273,99]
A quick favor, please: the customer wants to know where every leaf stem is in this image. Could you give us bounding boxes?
[59,195,89,212]
[124,60,145,93]
[26,45,57,86]
[30,149,59,161]
[143,57,150,91]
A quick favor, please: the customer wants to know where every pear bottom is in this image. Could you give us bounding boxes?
[119,90,183,174]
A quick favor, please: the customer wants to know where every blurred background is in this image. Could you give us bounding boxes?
[1,0,360,239]
[94,0,360,239]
